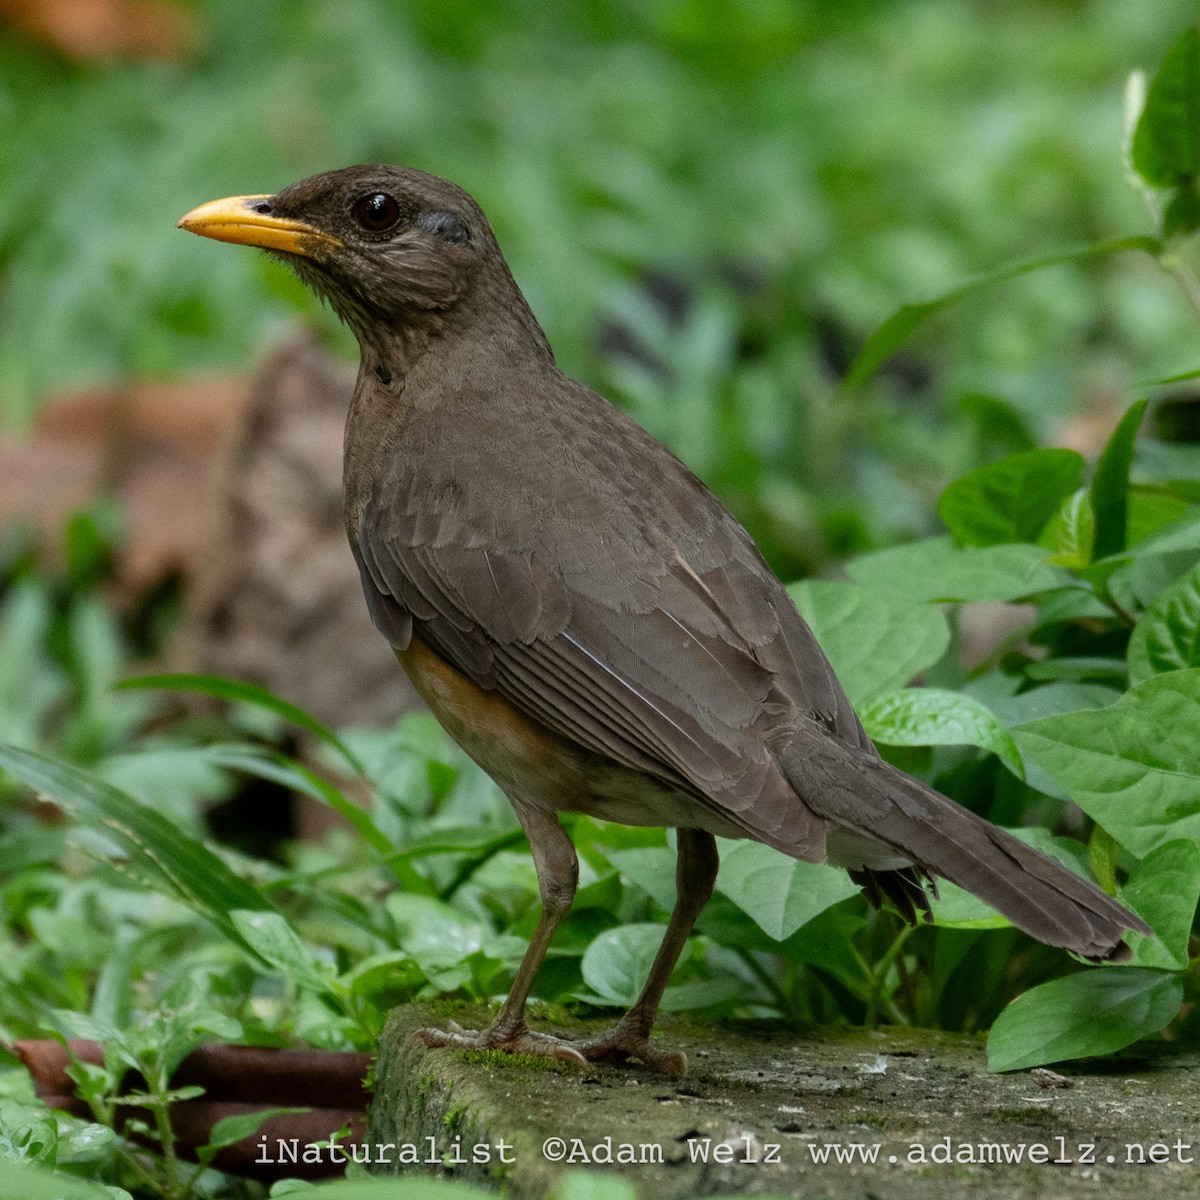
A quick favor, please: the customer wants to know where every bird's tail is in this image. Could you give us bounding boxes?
[779,734,1151,962]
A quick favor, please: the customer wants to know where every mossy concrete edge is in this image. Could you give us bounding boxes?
[368,1002,1200,1199]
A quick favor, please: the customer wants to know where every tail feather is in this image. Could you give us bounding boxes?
[780,734,1151,962]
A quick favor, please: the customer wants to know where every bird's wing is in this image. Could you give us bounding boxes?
[355,492,865,858]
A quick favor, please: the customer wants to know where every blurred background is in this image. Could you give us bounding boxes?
[2,0,1197,590]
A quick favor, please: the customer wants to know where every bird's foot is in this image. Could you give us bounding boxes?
[572,1015,686,1075]
[411,1018,589,1068]
[411,1014,686,1075]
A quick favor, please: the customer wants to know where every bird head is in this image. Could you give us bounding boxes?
[178,164,493,337]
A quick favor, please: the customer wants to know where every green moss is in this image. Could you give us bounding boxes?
[459,1048,575,1073]
[443,1102,470,1134]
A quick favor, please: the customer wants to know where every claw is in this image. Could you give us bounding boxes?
[576,1031,687,1075]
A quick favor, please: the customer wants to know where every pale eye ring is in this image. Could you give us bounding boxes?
[352,192,402,233]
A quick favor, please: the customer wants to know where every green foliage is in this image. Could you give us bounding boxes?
[986,968,1184,1073]
[1131,26,1200,238]
[937,449,1083,548]
[1127,560,1200,679]
[1014,671,1200,857]
[860,689,1022,776]
[787,581,950,703]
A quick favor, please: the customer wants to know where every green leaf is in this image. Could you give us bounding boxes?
[860,688,1023,775]
[1090,400,1147,561]
[579,924,734,1012]
[197,1107,310,1168]
[0,1161,112,1199]
[1163,182,1200,239]
[840,237,1158,391]
[1130,27,1200,186]
[230,910,334,994]
[846,537,1072,603]
[1013,669,1200,857]
[786,580,950,705]
[1120,840,1200,970]
[117,673,367,776]
[928,881,1011,929]
[606,847,679,911]
[1127,560,1200,683]
[986,967,1182,1072]
[1117,507,1200,559]
[1050,488,1095,567]
[1128,488,1193,548]
[937,449,1084,548]
[550,1173,639,1200]
[0,744,274,955]
[715,841,860,942]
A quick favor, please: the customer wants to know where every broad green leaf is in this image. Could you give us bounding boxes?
[986,967,1182,1072]
[1014,669,1200,857]
[230,910,334,994]
[786,580,950,705]
[860,687,1023,774]
[715,841,860,942]
[1120,840,1200,970]
[1090,400,1147,561]
[937,449,1083,548]
[1130,27,1200,186]
[385,894,488,963]
[606,846,679,911]
[846,537,1072,603]
[0,744,274,956]
[117,673,367,776]
[977,680,1119,728]
[340,950,427,1000]
[0,1161,112,1199]
[1127,560,1200,683]
[578,924,734,1012]
[840,237,1158,391]
[579,925,660,1007]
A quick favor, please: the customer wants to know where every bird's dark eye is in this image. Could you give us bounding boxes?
[352,192,402,233]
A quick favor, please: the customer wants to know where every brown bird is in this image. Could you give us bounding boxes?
[178,166,1149,1073]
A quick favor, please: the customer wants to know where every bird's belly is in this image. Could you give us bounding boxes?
[395,632,743,837]
[567,767,746,839]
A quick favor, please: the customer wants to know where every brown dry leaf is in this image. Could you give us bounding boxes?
[0,0,195,61]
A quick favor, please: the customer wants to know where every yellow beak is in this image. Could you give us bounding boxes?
[176,195,344,255]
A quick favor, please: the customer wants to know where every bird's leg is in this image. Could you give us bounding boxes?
[411,802,588,1065]
[574,828,718,1074]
